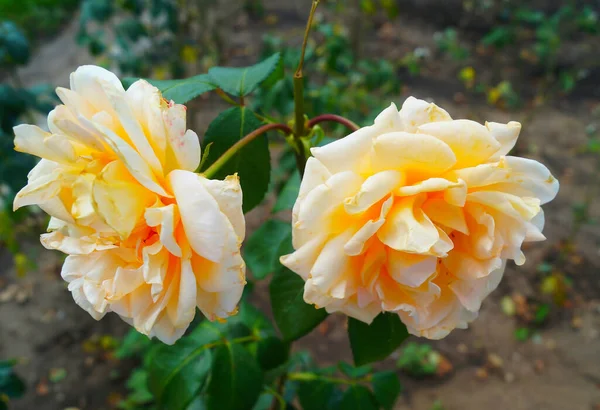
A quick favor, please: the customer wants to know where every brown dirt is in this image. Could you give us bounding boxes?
[2,2,600,410]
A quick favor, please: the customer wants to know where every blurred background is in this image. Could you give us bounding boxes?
[1,0,599,409]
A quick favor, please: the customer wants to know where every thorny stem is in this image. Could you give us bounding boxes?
[292,0,320,176]
[202,123,293,178]
[307,114,360,133]
[288,372,371,385]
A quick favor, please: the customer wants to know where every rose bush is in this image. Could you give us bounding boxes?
[13,66,245,344]
[281,97,559,339]
[8,3,563,407]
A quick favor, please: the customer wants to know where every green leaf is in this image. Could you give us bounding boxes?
[204,343,263,410]
[159,351,212,410]
[270,267,328,341]
[148,322,223,409]
[0,360,25,399]
[202,107,270,213]
[120,369,154,408]
[115,329,153,359]
[371,371,401,410]
[208,53,281,97]
[348,313,409,366]
[237,301,274,335]
[338,362,372,379]
[297,379,341,410]
[123,74,216,104]
[252,393,274,410]
[0,21,30,66]
[260,56,285,90]
[272,171,300,213]
[256,336,290,371]
[339,385,378,410]
[245,219,292,279]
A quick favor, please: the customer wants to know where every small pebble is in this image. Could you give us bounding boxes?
[457,343,468,354]
[534,359,545,373]
[504,372,516,383]
[475,367,488,380]
[488,353,504,369]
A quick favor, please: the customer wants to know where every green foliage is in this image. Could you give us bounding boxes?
[514,327,530,341]
[348,313,410,366]
[434,28,469,61]
[118,369,154,410]
[245,219,292,279]
[297,376,341,410]
[204,343,263,410]
[0,21,29,66]
[270,267,328,341]
[0,0,79,41]
[371,371,402,410]
[201,107,270,213]
[0,359,25,409]
[396,343,440,378]
[125,74,217,105]
[339,385,379,410]
[208,53,282,97]
[292,360,401,410]
[115,329,153,360]
[0,23,57,264]
[256,25,402,127]
[272,171,300,213]
[78,0,179,76]
[120,303,287,410]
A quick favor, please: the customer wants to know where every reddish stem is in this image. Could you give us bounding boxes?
[307,114,359,133]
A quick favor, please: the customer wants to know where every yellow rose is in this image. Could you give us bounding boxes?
[13,66,245,344]
[281,97,559,339]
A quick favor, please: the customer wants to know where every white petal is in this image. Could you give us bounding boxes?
[344,196,393,256]
[294,171,363,248]
[92,120,171,197]
[396,177,463,196]
[387,252,437,288]
[145,204,182,257]
[125,80,167,161]
[168,170,231,262]
[344,171,403,214]
[487,121,521,160]
[164,104,200,172]
[399,96,452,132]
[280,234,328,280]
[101,81,164,176]
[306,229,358,300]
[13,124,76,163]
[69,65,124,114]
[377,195,440,254]
[449,261,506,311]
[418,119,501,167]
[92,161,156,239]
[372,131,457,174]
[166,258,197,328]
[310,103,401,174]
[201,174,245,241]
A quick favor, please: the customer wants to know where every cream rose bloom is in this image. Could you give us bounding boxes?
[13,65,246,344]
[281,97,559,339]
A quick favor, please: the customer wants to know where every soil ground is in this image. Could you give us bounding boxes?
[2,2,600,410]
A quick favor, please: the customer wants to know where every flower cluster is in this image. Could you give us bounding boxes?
[14,66,245,344]
[13,63,559,344]
[281,97,559,339]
